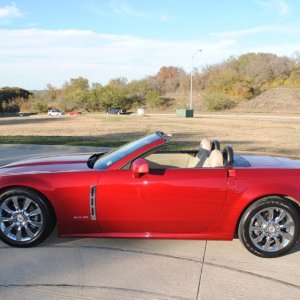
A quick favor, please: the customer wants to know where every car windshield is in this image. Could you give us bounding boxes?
[93,133,162,170]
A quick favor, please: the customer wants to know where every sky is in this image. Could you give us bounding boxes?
[0,0,300,90]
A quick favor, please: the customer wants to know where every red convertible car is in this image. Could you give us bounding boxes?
[0,132,299,258]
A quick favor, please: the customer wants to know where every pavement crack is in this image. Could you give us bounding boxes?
[0,283,191,300]
[205,261,300,290]
[1,243,298,292]
[7,244,201,264]
[195,240,207,300]
[75,246,84,297]
[72,245,201,263]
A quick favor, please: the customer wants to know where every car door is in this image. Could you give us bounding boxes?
[96,166,228,235]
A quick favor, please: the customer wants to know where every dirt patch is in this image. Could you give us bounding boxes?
[233,87,300,113]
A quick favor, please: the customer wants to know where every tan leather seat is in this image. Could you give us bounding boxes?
[202,150,224,168]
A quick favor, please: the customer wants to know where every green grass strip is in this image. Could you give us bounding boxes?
[0,136,197,150]
[0,136,127,147]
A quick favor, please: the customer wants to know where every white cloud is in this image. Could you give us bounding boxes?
[87,1,168,22]
[254,0,274,9]
[0,3,23,20]
[277,0,289,16]
[254,0,290,17]
[84,3,111,17]
[214,25,274,39]
[0,28,299,89]
[213,23,300,39]
[110,2,148,18]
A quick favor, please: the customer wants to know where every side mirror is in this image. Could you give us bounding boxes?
[132,158,149,178]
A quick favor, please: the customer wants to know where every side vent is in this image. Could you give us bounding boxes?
[90,185,97,220]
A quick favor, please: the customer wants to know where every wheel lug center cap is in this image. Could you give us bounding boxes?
[268,226,276,233]
[16,214,24,223]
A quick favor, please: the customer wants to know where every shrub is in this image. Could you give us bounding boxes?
[33,100,48,113]
[203,93,236,111]
[146,90,163,107]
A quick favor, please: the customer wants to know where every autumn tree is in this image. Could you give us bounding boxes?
[0,87,32,112]
[60,77,90,111]
[155,66,187,93]
[89,85,128,111]
[157,66,181,81]
[200,53,300,101]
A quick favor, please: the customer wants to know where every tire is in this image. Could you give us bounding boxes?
[238,197,300,258]
[0,188,55,247]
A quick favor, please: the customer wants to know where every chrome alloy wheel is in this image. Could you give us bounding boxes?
[249,207,295,253]
[0,195,44,242]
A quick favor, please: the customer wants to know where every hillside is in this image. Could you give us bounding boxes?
[233,87,300,113]
[156,88,300,114]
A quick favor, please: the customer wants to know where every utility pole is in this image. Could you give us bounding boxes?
[189,49,202,110]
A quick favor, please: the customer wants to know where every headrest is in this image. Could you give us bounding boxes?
[211,140,221,151]
[223,146,234,166]
[200,139,211,151]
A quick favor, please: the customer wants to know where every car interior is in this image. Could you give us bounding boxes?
[143,139,234,169]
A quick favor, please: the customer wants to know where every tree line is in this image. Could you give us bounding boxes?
[1,52,300,113]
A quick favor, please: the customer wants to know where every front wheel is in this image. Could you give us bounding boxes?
[238,198,300,258]
[0,188,55,247]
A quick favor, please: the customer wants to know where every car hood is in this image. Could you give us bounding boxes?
[0,154,96,176]
[242,155,300,168]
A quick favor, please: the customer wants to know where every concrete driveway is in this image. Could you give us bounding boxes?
[0,144,299,300]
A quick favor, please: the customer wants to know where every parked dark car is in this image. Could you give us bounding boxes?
[106,108,126,115]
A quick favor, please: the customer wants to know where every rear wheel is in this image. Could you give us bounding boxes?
[238,197,299,258]
[0,188,55,247]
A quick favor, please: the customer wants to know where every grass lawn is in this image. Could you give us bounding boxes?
[0,135,126,147]
[0,113,299,157]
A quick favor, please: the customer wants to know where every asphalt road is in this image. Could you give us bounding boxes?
[0,145,299,300]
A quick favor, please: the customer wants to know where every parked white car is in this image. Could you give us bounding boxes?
[48,109,65,116]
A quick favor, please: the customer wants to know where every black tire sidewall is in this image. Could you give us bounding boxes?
[0,188,54,247]
[238,198,300,258]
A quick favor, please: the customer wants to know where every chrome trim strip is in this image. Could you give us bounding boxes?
[90,185,97,220]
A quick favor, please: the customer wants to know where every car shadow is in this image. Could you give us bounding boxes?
[41,228,300,257]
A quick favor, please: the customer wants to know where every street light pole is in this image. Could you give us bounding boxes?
[189,49,202,110]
